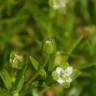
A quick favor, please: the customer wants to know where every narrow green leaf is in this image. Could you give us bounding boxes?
[80,0,91,23]
[15,65,27,92]
[15,75,24,92]
[0,69,12,90]
[29,56,39,71]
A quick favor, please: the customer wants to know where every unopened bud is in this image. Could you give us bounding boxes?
[43,38,56,54]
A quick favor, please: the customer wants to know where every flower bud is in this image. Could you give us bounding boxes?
[13,92,19,96]
[43,38,56,54]
[39,69,46,79]
[11,77,16,83]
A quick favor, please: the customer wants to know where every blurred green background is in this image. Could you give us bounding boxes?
[0,0,96,96]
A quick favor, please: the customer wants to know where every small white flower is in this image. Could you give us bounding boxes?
[54,66,73,84]
[10,54,23,64]
[52,0,68,10]
[53,2,59,10]
[10,52,23,69]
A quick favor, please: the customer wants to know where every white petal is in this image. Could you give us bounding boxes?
[57,77,65,84]
[45,40,52,45]
[15,54,23,61]
[56,67,63,74]
[53,2,59,10]
[64,66,73,76]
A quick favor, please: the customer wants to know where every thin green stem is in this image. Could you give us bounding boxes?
[65,36,83,61]
[21,55,50,95]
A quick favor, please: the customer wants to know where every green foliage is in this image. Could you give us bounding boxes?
[0,69,12,90]
[0,0,96,96]
[29,56,39,71]
[0,87,11,96]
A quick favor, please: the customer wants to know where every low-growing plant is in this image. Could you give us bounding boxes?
[0,0,96,96]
